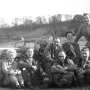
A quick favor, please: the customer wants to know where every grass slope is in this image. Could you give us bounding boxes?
[0,28,87,48]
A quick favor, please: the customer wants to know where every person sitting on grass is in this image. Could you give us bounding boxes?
[51,50,77,88]
[2,49,24,88]
[62,30,81,65]
[42,37,63,85]
[17,48,49,89]
[76,47,90,86]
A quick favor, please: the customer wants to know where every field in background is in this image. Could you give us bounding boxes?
[0,28,87,49]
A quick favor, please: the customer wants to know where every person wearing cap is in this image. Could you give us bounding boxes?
[74,13,90,48]
[2,49,24,88]
[62,31,81,65]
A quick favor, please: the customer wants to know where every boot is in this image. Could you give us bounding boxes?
[27,83,33,89]
[21,84,25,88]
[42,81,49,89]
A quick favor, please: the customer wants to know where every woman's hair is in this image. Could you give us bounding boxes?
[6,49,17,58]
[65,31,74,37]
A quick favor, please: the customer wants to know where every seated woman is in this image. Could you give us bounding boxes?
[2,49,24,88]
[51,50,77,88]
[17,48,49,89]
[62,31,81,65]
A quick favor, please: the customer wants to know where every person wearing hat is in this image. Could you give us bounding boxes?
[62,31,81,65]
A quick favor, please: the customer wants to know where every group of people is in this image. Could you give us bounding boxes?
[0,13,90,89]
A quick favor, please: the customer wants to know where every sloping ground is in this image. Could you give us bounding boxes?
[0,27,87,49]
[0,36,86,49]
[11,28,48,39]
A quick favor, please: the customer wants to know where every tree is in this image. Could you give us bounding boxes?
[64,14,73,21]
[36,16,43,24]
[12,18,19,26]
[22,16,33,25]
[68,14,84,34]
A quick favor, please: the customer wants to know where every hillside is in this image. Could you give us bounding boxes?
[0,27,86,49]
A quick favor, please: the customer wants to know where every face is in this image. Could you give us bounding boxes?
[66,33,74,42]
[83,15,90,23]
[53,38,61,47]
[81,50,89,60]
[58,51,66,62]
[26,48,34,58]
[8,52,16,62]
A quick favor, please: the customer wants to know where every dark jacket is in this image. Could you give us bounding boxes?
[62,42,81,64]
[43,43,63,63]
[74,23,90,47]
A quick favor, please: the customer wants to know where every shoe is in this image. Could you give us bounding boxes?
[16,85,21,89]
[12,85,21,89]
[21,84,25,88]
[42,82,49,89]
[28,84,33,89]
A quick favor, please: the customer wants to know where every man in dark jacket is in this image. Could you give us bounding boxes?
[43,37,63,84]
[74,13,90,48]
[76,47,90,86]
[17,48,49,89]
[51,50,76,87]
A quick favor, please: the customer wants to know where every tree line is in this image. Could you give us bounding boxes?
[0,14,85,39]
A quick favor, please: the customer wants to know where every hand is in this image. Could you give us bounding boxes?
[63,71,68,74]
[32,66,37,71]
[9,70,17,75]
[42,72,47,76]
[23,68,26,70]
[44,78,49,81]
[64,67,67,70]
[78,68,85,75]
[17,70,21,74]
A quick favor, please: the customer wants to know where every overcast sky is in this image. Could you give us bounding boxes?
[0,0,90,25]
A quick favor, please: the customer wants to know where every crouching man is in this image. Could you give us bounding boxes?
[18,48,49,89]
[51,50,77,88]
[77,47,90,86]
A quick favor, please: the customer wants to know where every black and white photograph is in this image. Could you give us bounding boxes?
[0,0,90,90]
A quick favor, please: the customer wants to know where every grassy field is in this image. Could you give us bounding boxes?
[0,28,86,49]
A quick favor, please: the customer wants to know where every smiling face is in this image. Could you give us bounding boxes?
[83,14,90,24]
[66,32,74,42]
[7,51,16,62]
[81,50,90,60]
[53,38,61,47]
[58,51,66,63]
